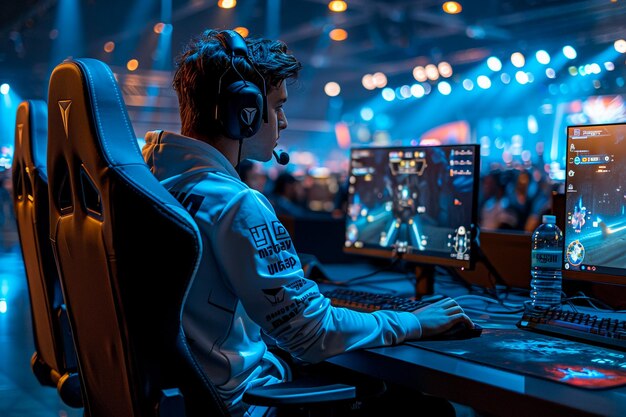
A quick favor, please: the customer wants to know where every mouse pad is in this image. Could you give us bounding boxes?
[407,328,626,389]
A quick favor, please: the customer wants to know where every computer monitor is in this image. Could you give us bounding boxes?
[563,122,626,285]
[343,144,480,269]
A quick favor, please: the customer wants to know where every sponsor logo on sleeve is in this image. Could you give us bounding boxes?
[249,223,293,259]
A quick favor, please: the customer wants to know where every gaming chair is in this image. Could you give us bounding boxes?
[46,57,354,417]
[11,99,82,408]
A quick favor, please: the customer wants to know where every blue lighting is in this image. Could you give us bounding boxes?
[360,107,374,121]
[410,84,425,98]
[381,88,395,101]
[515,71,529,84]
[0,84,9,95]
[487,57,502,72]
[563,45,577,59]
[477,75,491,89]
[437,81,452,95]
[535,50,550,64]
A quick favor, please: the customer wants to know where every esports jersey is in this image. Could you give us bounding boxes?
[142,131,423,416]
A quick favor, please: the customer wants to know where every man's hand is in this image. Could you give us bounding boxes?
[412,297,474,338]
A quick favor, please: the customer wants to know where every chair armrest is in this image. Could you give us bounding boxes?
[242,379,356,407]
[158,388,186,417]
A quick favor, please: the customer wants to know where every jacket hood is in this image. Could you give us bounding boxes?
[142,130,239,181]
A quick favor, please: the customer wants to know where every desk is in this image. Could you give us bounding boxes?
[327,325,626,417]
[320,264,626,417]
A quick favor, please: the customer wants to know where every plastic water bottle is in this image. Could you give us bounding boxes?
[530,214,563,309]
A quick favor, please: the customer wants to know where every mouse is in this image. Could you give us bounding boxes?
[426,323,483,340]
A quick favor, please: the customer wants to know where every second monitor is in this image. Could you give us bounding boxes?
[344,144,480,269]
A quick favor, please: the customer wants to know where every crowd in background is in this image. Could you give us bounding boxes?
[0,160,563,250]
[238,158,562,233]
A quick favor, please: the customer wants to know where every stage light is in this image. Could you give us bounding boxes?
[399,85,412,99]
[487,56,502,71]
[515,71,529,84]
[218,0,236,9]
[360,107,374,121]
[381,88,395,101]
[154,22,165,33]
[605,62,615,71]
[104,41,115,53]
[615,39,626,53]
[442,1,462,14]
[462,79,474,90]
[412,66,427,82]
[476,75,491,89]
[329,28,348,41]
[362,74,376,90]
[372,72,387,88]
[127,59,139,71]
[425,64,439,80]
[0,84,9,95]
[234,27,249,37]
[511,52,525,68]
[536,50,550,64]
[410,83,425,98]
[438,61,453,77]
[546,68,556,78]
[0,299,6,314]
[437,81,452,95]
[563,45,577,59]
[324,81,341,96]
[328,1,347,12]
[500,73,511,84]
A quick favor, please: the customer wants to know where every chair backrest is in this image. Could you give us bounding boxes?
[46,58,228,417]
[11,99,81,407]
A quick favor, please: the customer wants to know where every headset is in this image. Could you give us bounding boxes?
[215,30,268,141]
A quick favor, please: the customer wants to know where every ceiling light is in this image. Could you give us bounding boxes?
[324,81,341,96]
[234,27,249,37]
[328,1,347,12]
[442,2,462,14]
[104,41,115,53]
[218,0,236,9]
[127,59,139,71]
[329,28,348,41]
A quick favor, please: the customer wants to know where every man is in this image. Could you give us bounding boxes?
[143,29,474,417]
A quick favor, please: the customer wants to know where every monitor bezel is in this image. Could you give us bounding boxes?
[562,122,626,285]
[343,143,481,270]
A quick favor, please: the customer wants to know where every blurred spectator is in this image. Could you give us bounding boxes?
[238,159,268,193]
[479,170,517,231]
[268,172,331,219]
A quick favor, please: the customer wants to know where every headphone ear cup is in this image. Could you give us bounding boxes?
[218,80,264,140]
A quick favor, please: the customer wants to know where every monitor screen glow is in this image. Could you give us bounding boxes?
[343,144,480,269]
[563,123,626,285]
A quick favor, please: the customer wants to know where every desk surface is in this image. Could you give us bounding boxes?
[320,263,626,417]
[328,326,626,417]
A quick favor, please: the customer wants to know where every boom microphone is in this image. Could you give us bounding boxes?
[273,149,290,165]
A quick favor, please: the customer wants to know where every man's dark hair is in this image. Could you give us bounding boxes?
[173,29,302,138]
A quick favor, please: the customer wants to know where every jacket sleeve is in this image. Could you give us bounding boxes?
[211,188,422,364]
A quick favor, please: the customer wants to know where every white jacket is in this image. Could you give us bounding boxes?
[142,131,423,416]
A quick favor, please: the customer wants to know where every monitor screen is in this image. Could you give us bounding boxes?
[344,144,480,269]
[563,123,626,285]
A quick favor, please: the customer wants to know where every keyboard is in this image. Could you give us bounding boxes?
[323,288,437,313]
[517,307,626,351]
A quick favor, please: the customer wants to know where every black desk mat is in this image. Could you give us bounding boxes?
[407,328,626,389]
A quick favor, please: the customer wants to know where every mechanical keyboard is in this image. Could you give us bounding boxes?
[517,307,626,351]
[323,288,436,313]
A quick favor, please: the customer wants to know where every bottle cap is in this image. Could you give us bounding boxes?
[542,214,556,224]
